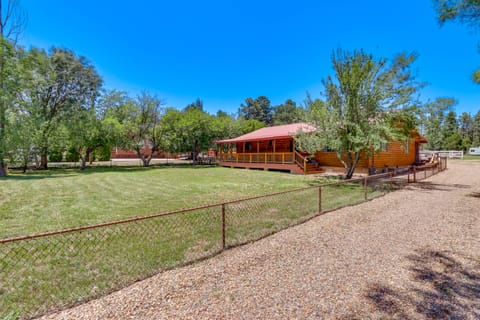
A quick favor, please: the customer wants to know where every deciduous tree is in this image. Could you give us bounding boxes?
[0,0,26,176]
[20,48,102,169]
[297,49,421,179]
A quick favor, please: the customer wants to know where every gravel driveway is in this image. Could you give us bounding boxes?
[41,161,480,319]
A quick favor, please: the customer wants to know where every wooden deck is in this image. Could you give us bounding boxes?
[218,161,325,175]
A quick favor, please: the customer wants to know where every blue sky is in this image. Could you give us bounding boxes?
[20,0,480,116]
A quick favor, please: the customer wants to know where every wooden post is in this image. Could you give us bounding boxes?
[282,153,285,164]
[257,141,259,153]
[364,176,368,200]
[273,140,276,153]
[318,186,322,213]
[303,158,307,174]
[222,204,226,249]
[413,166,416,182]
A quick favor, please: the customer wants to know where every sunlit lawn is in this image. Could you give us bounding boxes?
[0,165,326,238]
[1,165,398,319]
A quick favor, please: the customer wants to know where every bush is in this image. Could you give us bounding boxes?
[65,148,80,162]
[96,145,112,161]
[48,149,63,162]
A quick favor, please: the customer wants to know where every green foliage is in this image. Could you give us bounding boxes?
[96,145,112,161]
[434,0,480,83]
[434,0,480,28]
[65,147,80,162]
[184,98,204,112]
[19,47,103,169]
[423,98,456,149]
[272,99,306,125]
[48,149,63,162]
[239,96,272,125]
[297,49,421,178]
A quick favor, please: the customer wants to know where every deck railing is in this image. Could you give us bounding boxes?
[294,150,308,174]
[218,152,294,164]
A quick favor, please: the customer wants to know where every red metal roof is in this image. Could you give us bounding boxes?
[216,123,316,144]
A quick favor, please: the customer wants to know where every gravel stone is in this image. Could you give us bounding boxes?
[40,161,480,319]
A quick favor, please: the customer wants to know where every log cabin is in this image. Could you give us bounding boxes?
[215,122,427,175]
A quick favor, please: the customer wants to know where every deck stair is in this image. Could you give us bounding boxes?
[294,150,325,175]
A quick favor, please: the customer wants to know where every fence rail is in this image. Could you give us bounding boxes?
[217,152,294,164]
[0,160,447,319]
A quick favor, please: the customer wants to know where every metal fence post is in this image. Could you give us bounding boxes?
[318,186,322,213]
[221,204,226,249]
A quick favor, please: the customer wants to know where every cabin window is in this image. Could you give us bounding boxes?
[404,139,409,154]
[269,140,274,147]
[381,142,388,151]
[245,142,252,151]
[289,140,294,152]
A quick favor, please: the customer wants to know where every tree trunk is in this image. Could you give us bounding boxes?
[40,153,48,170]
[193,140,199,164]
[142,156,150,167]
[80,155,87,170]
[0,163,6,176]
[339,151,361,180]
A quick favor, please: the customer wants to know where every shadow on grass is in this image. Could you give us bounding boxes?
[2,163,218,180]
[367,250,480,319]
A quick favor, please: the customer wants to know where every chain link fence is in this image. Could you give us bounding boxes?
[1,161,447,319]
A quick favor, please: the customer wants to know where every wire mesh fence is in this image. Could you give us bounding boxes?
[0,161,447,319]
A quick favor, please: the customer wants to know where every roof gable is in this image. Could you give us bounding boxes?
[216,123,316,144]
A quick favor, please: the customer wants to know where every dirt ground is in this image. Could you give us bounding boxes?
[41,160,480,319]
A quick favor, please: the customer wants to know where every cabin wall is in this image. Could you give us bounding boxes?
[313,139,416,169]
[235,138,293,153]
[372,139,416,167]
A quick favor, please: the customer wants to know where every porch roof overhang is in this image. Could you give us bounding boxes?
[215,122,316,144]
[412,131,428,144]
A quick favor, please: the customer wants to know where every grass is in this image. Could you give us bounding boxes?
[0,166,327,239]
[0,165,398,319]
[460,155,480,161]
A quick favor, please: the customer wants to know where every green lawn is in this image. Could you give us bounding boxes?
[460,155,480,161]
[0,165,395,319]
[0,166,325,238]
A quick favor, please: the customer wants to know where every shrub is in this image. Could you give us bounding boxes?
[96,145,112,161]
[48,149,63,162]
[65,148,80,162]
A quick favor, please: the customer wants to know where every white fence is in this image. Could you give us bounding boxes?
[433,150,464,159]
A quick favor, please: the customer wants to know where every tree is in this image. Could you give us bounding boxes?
[441,110,461,149]
[239,96,273,125]
[0,0,26,176]
[20,47,102,169]
[5,106,38,172]
[423,98,456,150]
[434,0,480,82]
[272,99,306,125]
[109,92,166,167]
[184,98,204,112]
[67,109,106,170]
[297,49,421,179]
[163,107,215,163]
[472,110,480,146]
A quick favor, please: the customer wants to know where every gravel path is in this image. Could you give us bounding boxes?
[41,161,480,319]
